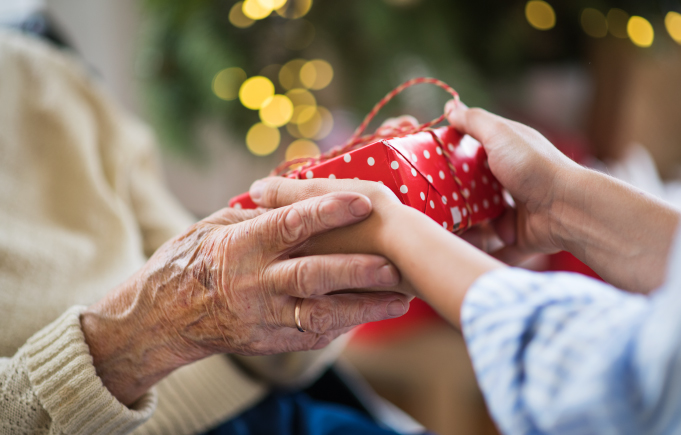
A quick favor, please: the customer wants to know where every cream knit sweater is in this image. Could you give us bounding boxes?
[0,31,338,435]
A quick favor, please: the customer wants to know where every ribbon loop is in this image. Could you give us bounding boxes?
[271,77,459,176]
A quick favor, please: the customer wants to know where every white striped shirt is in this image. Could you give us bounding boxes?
[462,234,681,435]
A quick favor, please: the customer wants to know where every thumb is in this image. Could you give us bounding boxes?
[444,100,506,147]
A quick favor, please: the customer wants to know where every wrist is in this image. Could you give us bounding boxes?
[81,276,195,405]
[546,163,592,252]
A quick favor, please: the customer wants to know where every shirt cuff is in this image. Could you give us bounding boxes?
[23,306,156,435]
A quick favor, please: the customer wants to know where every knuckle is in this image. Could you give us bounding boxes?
[346,256,372,288]
[353,299,376,324]
[280,206,306,245]
[293,259,320,296]
[307,300,335,333]
[375,183,399,202]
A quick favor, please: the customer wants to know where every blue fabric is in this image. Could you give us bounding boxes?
[461,232,681,435]
[205,391,423,435]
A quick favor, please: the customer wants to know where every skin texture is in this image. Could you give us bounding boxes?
[81,192,411,406]
[249,100,681,330]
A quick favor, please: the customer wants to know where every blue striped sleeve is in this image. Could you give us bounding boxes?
[461,262,681,435]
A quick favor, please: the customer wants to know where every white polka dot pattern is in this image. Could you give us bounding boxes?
[228,126,507,234]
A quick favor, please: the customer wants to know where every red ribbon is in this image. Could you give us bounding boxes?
[271,77,460,176]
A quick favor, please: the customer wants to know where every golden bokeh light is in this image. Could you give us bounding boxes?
[285,139,320,161]
[239,76,275,110]
[666,11,681,44]
[525,1,556,31]
[242,0,271,20]
[257,0,287,10]
[296,106,321,138]
[314,106,333,140]
[296,106,333,139]
[287,122,303,138]
[246,123,281,156]
[627,16,654,47]
[607,8,629,38]
[286,88,317,124]
[279,59,307,90]
[300,59,334,90]
[581,8,608,38]
[229,2,254,28]
[286,88,316,107]
[259,95,294,127]
[212,67,247,101]
[276,0,313,19]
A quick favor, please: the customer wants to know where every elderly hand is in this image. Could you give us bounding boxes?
[248,177,420,292]
[81,192,410,406]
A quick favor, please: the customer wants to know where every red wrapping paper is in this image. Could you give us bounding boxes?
[229,125,505,232]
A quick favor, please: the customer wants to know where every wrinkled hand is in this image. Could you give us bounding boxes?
[249,176,420,296]
[82,192,409,405]
[445,100,581,264]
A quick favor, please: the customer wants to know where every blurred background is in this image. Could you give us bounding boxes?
[3,0,680,433]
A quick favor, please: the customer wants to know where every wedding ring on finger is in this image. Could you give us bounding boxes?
[294,298,306,333]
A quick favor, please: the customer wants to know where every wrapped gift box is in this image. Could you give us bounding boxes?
[229,126,505,232]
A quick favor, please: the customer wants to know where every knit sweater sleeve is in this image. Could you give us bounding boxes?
[0,306,156,435]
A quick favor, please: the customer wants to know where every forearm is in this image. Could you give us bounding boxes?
[552,166,680,293]
[378,205,504,327]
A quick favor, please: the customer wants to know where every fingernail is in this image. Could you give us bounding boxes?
[376,264,399,285]
[387,300,407,317]
[250,180,265,202]
[348,197,371,217]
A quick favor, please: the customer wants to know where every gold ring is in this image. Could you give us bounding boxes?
[294,298,306,333]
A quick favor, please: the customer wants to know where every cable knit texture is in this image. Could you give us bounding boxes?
[0,29,346,435]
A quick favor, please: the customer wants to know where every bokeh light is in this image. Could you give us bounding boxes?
[242,0,272,20]
[259,95,294,127]
[581,8,608,38]
[276,0,313,19]
[239,76,275,110]
[279,59,307,90]
[314,106,333,140]
[525,1,556,31]
[212,67,247,101]
[286,88,317,124]
[285,139,320,161]
[246,123,280,155]
[258,0,287,9]
[295,106,333,139]
[666,11,681,44]
[627,16,654,47]
[607,8,629,38]
[300,59,334,90]
[229,2,254,28]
